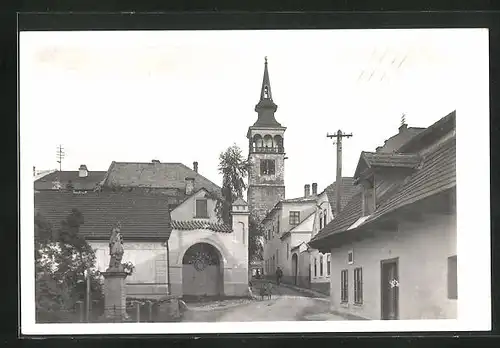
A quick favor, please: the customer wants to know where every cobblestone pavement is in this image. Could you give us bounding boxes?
[182,280,347,322]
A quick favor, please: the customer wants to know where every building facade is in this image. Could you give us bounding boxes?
[35,160,250,300]
[310,111,457,320]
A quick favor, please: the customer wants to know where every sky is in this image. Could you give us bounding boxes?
[20,29,485,199]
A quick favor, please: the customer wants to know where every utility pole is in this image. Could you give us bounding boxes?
[56,144,65,172]
[326,130,353,217]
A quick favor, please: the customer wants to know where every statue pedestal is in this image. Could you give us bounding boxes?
[101,269,128,321]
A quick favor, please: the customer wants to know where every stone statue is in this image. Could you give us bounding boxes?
[108,222,124,271]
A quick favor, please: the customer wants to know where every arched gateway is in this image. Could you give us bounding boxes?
[182,243,224,297]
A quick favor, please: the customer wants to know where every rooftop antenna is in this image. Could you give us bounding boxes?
[401,113,406,126]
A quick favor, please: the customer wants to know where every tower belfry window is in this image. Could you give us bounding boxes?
[264,86,270,98]
[260,159,275,175]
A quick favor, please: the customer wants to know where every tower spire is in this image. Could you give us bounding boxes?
[260,56,272,101]
[254,57,280,127]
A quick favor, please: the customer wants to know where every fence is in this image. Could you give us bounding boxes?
[36,298,182,323]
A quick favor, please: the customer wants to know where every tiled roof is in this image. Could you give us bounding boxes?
[34,171,107,191]
[366,137,456,224]
[362,152,421,169]
[233,197,248,206]
[354,152,422,180]
[170,220,232,233]
[34,190,172,241]
[323,177,358,214]
[397,110,456,153]
[312,191,363,241]
[309,134,456,249]
[376,126,425,153]
[102,162,222,198]
[281,196,318,203]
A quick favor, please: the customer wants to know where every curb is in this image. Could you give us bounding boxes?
[263,280,329,299]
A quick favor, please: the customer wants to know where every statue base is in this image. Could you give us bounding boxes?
[101,270,128,321]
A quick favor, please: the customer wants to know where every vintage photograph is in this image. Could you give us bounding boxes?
[20,28,490,334]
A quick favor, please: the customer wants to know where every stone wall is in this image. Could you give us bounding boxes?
[247,185,285,224]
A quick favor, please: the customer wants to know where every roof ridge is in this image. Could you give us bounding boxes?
[177,163,222,190]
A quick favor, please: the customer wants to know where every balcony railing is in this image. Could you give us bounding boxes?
[251,146,284,154]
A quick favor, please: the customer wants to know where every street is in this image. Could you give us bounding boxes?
[182,280,347,322]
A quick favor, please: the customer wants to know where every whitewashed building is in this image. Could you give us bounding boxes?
[34,161,250,300]
[309,111,457,320]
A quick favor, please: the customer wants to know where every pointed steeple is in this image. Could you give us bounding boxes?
[254,57,281,127]
[260,56,273,101]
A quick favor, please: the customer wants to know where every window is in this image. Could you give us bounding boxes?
[260,159,276,175]
[348,250,354,264]
[287,243,289,260]
[319,211,323,229]
[276,249,279,265]
[272,255,275,270]
[362,183,375,216]
[323,209,327,227]
[314,258,317,277]
[354,268,363,304]
[319,255,324,276]
[195,199,208,218]
[289,211,300,225]
[341,269,348,303]
[327,254,331,276]
[448,255,458,299]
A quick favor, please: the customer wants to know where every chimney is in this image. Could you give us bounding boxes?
[193,161,198,173]
[304,184,311,198]
[78,165,88,178]
[399,123,408,134]
[185,177,195,195]
[312,183,318,195]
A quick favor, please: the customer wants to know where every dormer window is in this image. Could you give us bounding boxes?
[361,177,376,216]
[323,209,327,226]
[195,199,208,218]
[319,211,323,230]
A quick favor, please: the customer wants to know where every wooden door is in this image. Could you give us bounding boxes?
[292,254,298,285]
[381,258,399,320]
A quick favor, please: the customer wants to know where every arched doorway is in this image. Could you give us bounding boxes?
[182,243,224,298]
[292,253,298,285]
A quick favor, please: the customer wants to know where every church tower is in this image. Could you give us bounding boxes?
[247,57,286,224]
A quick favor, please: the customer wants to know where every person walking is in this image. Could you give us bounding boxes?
[276,266,283,286]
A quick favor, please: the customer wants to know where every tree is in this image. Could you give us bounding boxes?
[248,212,264,261]
[34,210,104,323]
[215,144,263,261]
[215,144,250,224]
